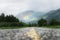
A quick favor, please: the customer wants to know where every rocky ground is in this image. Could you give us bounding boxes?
[0,27,60,40]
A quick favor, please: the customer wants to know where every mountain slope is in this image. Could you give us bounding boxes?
[43,9,60,21]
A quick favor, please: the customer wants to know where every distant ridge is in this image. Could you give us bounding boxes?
[43,9,60,21]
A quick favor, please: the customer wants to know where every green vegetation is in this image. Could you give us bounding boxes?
[37,18,60,29]
[0,13,28,28]
[42,25,60,29]
[0,13,60,29]
[38,19,47,26]
[0,13,19,22]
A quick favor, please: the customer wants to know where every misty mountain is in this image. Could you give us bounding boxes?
[43,9,60,21]
[16,10,45,23]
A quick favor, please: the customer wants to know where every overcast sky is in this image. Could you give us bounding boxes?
[0,0,60,16]
[0,0,60,22]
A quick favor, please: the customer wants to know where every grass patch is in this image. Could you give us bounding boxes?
[0,25,60,29]
[0,26,28,29]
[42,25,60,29]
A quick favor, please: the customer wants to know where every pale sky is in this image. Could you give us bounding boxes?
[0,0,60,22]
[0,0,60,15]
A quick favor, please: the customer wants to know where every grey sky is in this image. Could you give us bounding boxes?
[0,0,60,16]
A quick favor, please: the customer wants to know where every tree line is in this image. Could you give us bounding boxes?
[28,18,60,27]
[0,13,60,28]
[0,13,28,27]
[38,18,60,26]
[0,13,19,22]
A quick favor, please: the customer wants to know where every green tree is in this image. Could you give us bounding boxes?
[28,23,32,27]
[0,13,28,27]
[0,13,5,22]
[49,19,60,25]
[38,19,47,26]
[5,15,19,22]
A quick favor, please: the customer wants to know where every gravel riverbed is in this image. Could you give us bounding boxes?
[0,27,60,40]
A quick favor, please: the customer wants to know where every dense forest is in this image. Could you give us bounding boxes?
[0,13,28,28]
